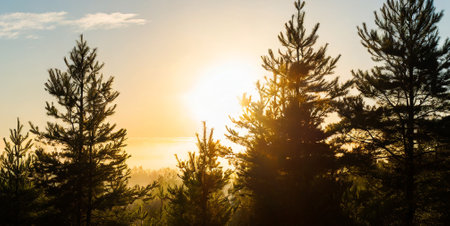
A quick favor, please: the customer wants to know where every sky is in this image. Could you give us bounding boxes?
[0,0,449,169]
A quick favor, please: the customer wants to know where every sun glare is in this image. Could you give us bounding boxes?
[184,59,260,135]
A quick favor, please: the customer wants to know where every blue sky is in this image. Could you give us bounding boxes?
[0,0,449,168]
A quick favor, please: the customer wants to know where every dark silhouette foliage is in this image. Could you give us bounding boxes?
[227,0,351,225]
[334,0,450,224]
[0,119,43,225]
[167,122,232,226]
[0,0,449,225]
[30,35,151,225]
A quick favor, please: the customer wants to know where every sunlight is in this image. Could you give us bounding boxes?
[184,59,260,135]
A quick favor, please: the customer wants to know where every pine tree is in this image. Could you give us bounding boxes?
[31,35,147,225]
[227,0,350,225]
[167,122,232,226]
[335,0,450,224]
[0,119,41,225]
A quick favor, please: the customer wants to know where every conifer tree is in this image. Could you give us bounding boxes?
[335,0,450,224]
[227,0,350,224]
[0,119,41,225]
[167,122,232,226]
[31,35,146,225]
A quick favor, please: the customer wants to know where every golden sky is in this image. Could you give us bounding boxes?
[1,0,449,169]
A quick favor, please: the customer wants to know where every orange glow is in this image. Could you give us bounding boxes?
[184,58,260,136]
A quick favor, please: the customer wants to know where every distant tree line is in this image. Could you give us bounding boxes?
[0,0,448,225]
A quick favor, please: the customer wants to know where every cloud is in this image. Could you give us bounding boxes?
[0,12,67,38]
[69,13,146,30]
[0,11,146,39]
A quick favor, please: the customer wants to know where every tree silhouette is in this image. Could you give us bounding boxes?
[227,0,351,225]
[31,35,148,225]
[335,0,450,224]
[0,119,42,225]
[167,122,232,226]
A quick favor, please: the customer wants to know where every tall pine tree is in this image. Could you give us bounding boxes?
[167,122,232,226]
[227,0,351,225]
[335,0,450,224]
[31,35,143,225]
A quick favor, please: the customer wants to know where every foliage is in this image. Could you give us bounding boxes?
[167,122,232,226]
[128,167,181,225]
[227,0,351,225]
[0,119,43,225]
[129,167,180,187]
[30,35,152,225]
[334,0,450,224]
[0,0,448,225]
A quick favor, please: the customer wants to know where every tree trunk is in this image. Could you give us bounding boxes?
[405,67,416,226]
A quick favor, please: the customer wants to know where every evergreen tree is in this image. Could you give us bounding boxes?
[335,0,450,224]
[227,0,350,225]
[0,119,41,225]
[167,122,232,226]
[31,35,148,225]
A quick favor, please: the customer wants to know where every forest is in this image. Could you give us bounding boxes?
[0,0,449,225]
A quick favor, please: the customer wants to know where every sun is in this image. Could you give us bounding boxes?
[184,59,260,134]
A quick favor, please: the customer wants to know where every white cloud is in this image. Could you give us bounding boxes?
[0,11,146,39]
[25,34,39,39]
[0,12,66,38]
[69,13,146,30]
